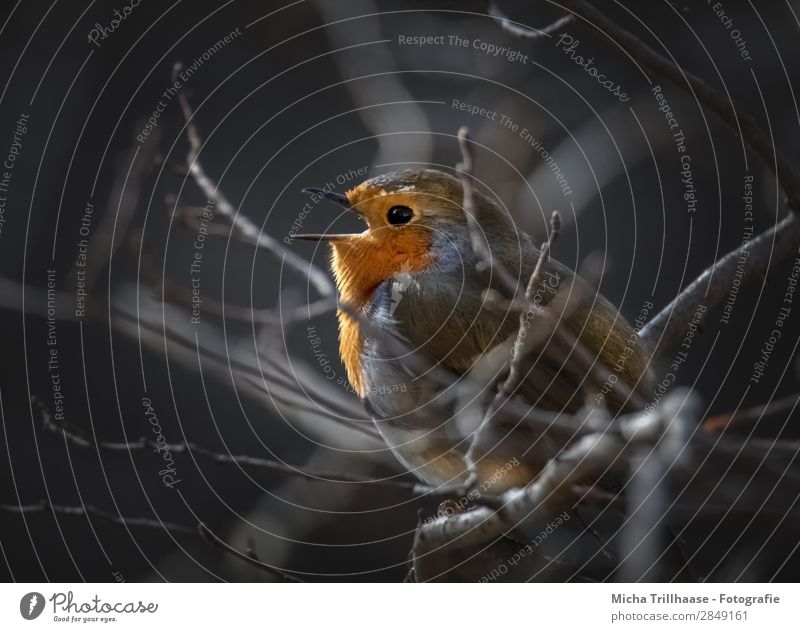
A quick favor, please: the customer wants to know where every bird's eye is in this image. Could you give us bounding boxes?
[387,205,413,225]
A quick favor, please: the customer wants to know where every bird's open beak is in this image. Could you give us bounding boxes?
[301,187,350,208]
[293,233,353,242]
[293,187,359,242]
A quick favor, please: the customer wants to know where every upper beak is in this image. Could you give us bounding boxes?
[294,187,358,242]
[301,187,350,208]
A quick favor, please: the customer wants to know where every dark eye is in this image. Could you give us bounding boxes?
[387,205,413,225]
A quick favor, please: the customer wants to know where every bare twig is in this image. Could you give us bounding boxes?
[490,211,561,410]
[413,390,699,570]
[484,1,574,39]
[137,231,337,327]
[37,402,428,494]
[703,392,800,434]
[174,63,334,297]
[559,0,800,210]
[526,212,560,297]
[0,500,303,582]
[0,275,81,320]
[1,500,196,536]
[198,523,303,582]
[66,123,159,294]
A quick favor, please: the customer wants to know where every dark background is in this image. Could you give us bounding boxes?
[1,0,799,581]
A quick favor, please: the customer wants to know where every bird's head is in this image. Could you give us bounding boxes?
[296,168,505,306]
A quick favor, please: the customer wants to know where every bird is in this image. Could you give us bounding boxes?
[296,168,654,493]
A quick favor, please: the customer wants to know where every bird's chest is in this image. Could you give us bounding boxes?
[372,268,494,344]
[359,273,512,418]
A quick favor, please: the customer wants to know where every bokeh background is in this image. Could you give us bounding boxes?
[1,0,799,581]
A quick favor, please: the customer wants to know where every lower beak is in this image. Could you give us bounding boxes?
[293,233,353,242]
[294,187,360,242]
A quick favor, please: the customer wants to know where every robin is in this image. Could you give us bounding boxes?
[297,168,654,492]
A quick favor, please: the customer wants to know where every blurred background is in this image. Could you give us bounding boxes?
[1,0,799,581]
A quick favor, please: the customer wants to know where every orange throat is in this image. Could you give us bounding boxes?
[330,230,431,397]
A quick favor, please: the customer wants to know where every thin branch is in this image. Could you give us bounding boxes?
[526,211,560,298]
[173,63,334,297]
[198,523,303,582]
[168,197,234,238]
[0,275,82,320]
[640,213,800,351]
[1,500,196,536]
[0,500,302,582]
[485,1,574,39]
[703,391,800,434]
[490,211,561,411]
[136,228,337,327]
[37,402,428,494]
[559,0,800,210]
[412,390,698,569]
[66,122,159,294]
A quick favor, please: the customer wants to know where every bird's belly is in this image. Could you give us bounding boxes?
[360,332,480,488]
[372,417,541,491]
[357,275,655,492]
[361,336,546,492]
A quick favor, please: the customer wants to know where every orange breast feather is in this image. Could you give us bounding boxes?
[330,229,431,397]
